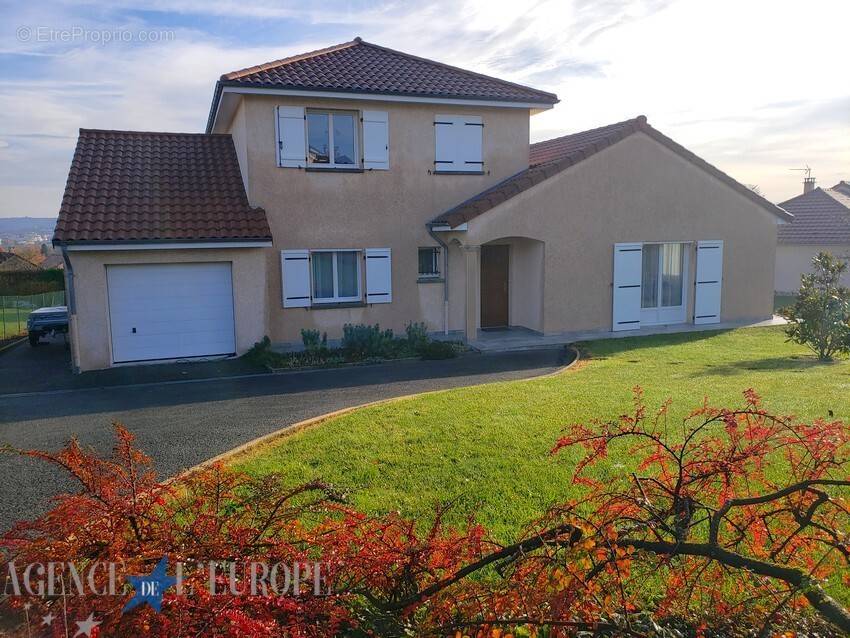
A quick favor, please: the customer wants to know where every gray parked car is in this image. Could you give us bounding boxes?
[27,306,69,346]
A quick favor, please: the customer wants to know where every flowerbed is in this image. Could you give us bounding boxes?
[244,322,466,370]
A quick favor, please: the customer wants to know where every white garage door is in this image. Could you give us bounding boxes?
[107,263,236,363]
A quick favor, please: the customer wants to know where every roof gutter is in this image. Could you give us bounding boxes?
[56,239,273,251]
[205,80,224,134]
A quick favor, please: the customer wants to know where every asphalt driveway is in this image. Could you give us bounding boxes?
[0,343,569,528]
[0,335,266,395]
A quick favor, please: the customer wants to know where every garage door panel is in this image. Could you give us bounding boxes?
[110,299,234,324]
[112,321,234,338]
[107,263,236,363]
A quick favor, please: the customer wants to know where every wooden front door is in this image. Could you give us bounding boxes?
[480,244,509,328]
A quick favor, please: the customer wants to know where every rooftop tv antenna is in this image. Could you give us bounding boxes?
[789,164,812,179]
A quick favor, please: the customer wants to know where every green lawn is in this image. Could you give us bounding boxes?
[0,306,29,339]
[235,327,849,540]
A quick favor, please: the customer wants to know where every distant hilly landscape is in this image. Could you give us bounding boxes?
[0,217,57,235]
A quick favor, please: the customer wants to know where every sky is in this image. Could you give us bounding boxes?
[0,0,847,218]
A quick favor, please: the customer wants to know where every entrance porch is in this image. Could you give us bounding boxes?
[461,236,545,340]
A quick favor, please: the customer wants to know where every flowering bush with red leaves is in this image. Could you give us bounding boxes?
[549,387,850,634]
[1,388,849,637]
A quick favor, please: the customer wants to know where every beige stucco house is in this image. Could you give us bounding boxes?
[54,38,791,372]
[774,179,850,293]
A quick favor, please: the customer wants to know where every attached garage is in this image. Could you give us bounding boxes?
[53,129,273,372]
[107,263,236,363]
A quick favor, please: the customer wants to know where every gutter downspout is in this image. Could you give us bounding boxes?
[59,246,76,315]
[426,223,450,335]
[59,245,79,374]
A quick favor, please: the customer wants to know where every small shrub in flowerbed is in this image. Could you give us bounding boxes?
[404,321,430,350]
[244,322,463,369]
[341,323,398,359]
[242,335,276,367]
[300,328,328,352]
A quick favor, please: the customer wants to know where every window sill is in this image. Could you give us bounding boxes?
[417,276,444,284]
[305,166,365,173]
[310,301,367,309]
[433,170,485,176]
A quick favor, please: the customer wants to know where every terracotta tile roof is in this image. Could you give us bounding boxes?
[777,187,850,245]
[528,119,638,166]
[0,252,39,270]
[433,116,791,228]
[54,130,271,244]
[209,38,557,132]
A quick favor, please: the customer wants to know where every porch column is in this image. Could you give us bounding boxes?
[464,245,481,341]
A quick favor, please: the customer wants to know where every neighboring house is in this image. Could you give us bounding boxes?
[0,252,39,272]
[54,38,790,372]
[40,254,65,270]
[833,180,850,197]
[774,179,850,293]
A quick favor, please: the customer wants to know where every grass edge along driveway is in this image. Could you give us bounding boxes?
[235,326,849,541]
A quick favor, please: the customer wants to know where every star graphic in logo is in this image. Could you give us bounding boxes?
[123,556,177,614]
[41,612,54,627]
[74,613,101,637]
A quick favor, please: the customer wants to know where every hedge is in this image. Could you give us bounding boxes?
[0,269,65,295]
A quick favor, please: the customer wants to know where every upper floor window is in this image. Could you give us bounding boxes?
[307,110,357,167]
[434,114,483,173]
[276,106,389,171]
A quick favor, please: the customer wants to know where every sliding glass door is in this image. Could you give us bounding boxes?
[640,243,688,325]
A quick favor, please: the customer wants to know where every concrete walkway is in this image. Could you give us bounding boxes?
[0,347,569,528]
[470,316,787,352]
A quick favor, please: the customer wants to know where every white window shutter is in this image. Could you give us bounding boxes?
[460,116,483,170]
[365,248,392,304]
[613,243,643,331]
[276,106,306,168]
[362,110,389,170]
[694,240,723,324]
[434,115,460,172]
[281,250,311,308]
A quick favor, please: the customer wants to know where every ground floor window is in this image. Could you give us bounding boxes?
[640,242,688,325]
[418,247,440,278]
[311,250,361,303]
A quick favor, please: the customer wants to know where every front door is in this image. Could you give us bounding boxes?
[481,244,509,328]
